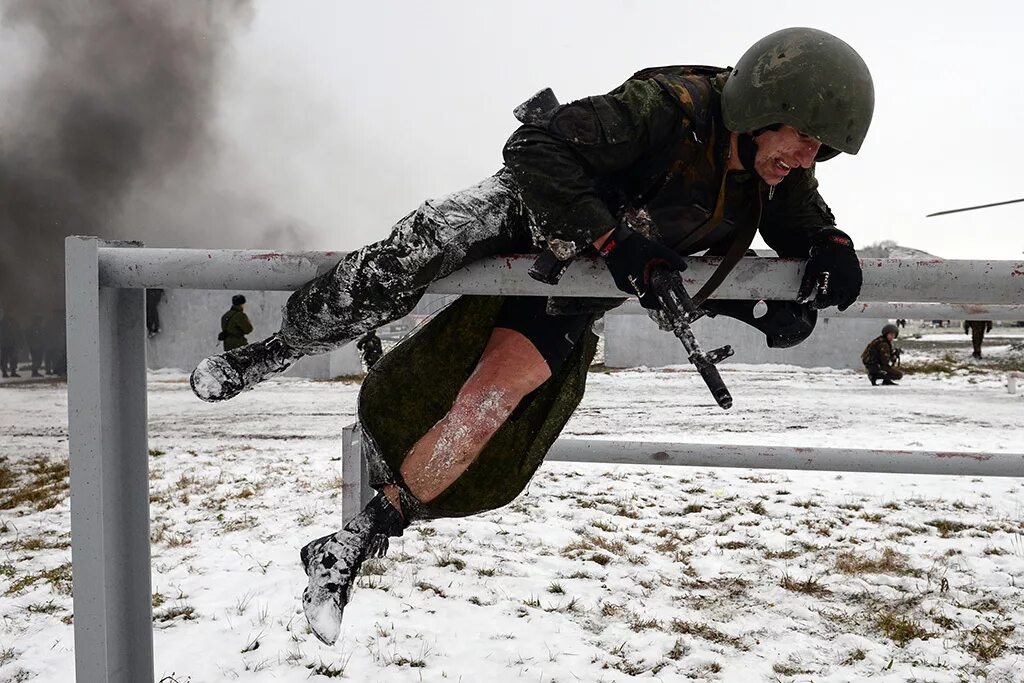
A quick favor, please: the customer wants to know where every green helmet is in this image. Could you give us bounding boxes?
[722,27,875,160]
[882,323,899,337]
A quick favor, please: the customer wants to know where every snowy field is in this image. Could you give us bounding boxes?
[2,327,1024,682]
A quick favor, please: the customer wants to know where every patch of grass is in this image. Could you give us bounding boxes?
[763,548,800,560]
[963,625,1012,661]
[359,559,388,577]
[627,613,660,631]
[414,581,446,597]
[665,638,689,660]
[875,611,930,647]
[791,499,819,509]
[780,573,829,596]
[307,657,350,677]
[4,562,72,597]
[717,540,750,550]
[476,567,496,577]
[669,619,745,648]
[926,519,970,537]
[590,519,618,533]
[220,513,258,533]
[6,535,70,551]
[835,547,921,576]
[0,457,70,511]
[26,600,61,615]
[748,501,767,515]
[154,602,197,622]
[148,448,166,457]
[773,659,814,676]
[434,552,466,571]
[0,646,17,667]
[547,582,564,595]
[840,648,866,665]
[565,570,591,579]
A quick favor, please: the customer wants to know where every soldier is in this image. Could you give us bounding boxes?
[861,323,903,386]
[25,314,46,378]
[964,320,993,359]
[0,313,22,379]
[191,28,874,643]
[218,295,254,352]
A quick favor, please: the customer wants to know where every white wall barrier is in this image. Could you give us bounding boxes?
[66,237,1024,682]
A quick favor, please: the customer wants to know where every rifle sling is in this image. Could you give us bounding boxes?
[689,188,762,307]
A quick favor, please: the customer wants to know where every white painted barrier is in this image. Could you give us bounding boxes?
[65,237,1024,683]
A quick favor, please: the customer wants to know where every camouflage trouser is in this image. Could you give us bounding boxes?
[278,170,535,355]
[866,364,903,382]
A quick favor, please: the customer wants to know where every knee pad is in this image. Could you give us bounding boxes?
[703,300,817,349]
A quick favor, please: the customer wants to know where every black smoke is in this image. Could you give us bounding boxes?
[0,0,253,321]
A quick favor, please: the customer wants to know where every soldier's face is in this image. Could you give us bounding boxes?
[752,124,822,186]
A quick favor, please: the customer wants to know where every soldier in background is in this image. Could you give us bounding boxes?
[26,314,46,378]
[44,310,67,376]
[219,295,254,351]
[861,323,903,386]
[1,313,22,378]
[964,320,993,359]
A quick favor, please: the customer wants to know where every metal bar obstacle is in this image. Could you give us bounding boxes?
[66,237,1024,682]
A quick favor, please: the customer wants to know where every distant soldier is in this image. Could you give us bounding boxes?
[219,295,254,351]
[964,320,993,359]
[44,310,67,376]
[861,323,903,386]
[0,314,22,378]
[25,314,46,378]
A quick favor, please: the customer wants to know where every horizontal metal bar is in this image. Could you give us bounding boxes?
[612,300,1024,321]
[95,244,1024,305]
[545,439,1024,477]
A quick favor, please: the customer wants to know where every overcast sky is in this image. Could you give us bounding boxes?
[207,1,1023,259]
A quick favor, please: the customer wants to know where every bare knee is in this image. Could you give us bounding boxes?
[466,327,551,401]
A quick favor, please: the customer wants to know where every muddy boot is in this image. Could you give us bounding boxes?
[190,334,302,402]
[301,493,407,645]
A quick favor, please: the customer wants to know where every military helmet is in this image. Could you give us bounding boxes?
[882,323,899,337]
[721,27,875,161]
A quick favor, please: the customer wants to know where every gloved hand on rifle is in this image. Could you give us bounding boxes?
[797,228,862,311]
[598,223,687,309]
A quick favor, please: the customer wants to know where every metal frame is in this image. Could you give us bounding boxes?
[65,236,1024,682]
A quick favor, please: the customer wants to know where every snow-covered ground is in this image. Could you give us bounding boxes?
[2,328,1024,682]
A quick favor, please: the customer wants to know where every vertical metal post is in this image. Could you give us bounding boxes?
[341,423,372,524]
[66,237,153,683]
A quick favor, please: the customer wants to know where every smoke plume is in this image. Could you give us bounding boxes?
[0,0,253,321]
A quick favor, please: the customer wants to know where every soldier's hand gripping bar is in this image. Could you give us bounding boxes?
[649,269,734,410]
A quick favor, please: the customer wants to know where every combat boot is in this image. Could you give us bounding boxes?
[881,378,897,386]
[190,334,302,402]
[301,493,407,645]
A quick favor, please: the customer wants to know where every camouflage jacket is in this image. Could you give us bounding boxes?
[502,65,837,258]
[861,335,896,368]
[221,306,253,351]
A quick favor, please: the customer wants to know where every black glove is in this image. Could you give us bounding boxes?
[797,228,862,311]
[599,224,686,309]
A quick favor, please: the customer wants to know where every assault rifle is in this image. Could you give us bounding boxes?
[516,87,735,409]
[529,252,735,410]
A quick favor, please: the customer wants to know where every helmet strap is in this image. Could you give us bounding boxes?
[736,133,758,172]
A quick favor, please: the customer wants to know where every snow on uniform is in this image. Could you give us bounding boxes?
[274,66,845,518]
